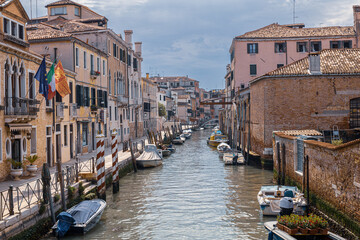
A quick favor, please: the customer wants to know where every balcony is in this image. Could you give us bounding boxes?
[56,102,65,119]
[90,70,100,79]
[4,97,40,123]
[70,103,78,118]
[117,95,128,106]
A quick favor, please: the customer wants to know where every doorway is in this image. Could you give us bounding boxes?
[46,126,53,166]
[92,122,95,151]
[12,139,21,165]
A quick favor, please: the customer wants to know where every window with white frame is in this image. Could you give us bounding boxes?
[103,60,106,75]
[64,125,68,146]
[84,51,87,69]
[31,128,36,154]
[50,7,67,16]
[3,18,24,40]
[75,7,80,16]
[97,57,100,72]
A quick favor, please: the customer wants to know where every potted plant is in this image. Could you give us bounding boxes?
[26,155,38,176]
[298,217,309,234]
[7,158,23,180]
[277,215,299,235]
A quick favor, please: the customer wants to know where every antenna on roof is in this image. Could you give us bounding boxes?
[293,0,296,24]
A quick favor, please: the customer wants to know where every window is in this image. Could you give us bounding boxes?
[330,41,340,49]
[163,96,166,101]
[97,57,100,72]
[31,128,36,154]
[240,84,245,89]
[91,88,96,106]
[83,51,87,69]
[103,60,106,75]
[113,43,117,58]
[247,43,258,54]
[109,106,112,120]
[84,87,90,106]
[250,64,257,75]
[75,7,80,16]
[115,107,118,120]
[350,97,360,128]
[108,70,111,95]
[69,82,73,104]
[311,41,321,52]
[64,125,68,146]
[76,85,84,106]
[275,43,286,53]
[82,123,88,146]
[29,72,35,99]
[296,42,307,52]
[120,49,123,61]
[90,54,94,73]
[3,18,9,34]
[11,21,17,37]
[50,7,67,15]
[0,129,2,162]
[18,25,24,40]
[277,64,284,68]
[343,40,352,48]
[75,48,79,66]
[5,138,10,158]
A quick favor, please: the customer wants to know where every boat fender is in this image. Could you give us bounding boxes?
[56,212,75,237]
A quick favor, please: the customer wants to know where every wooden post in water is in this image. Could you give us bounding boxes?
[129,139,138,172]
[276,142,281,185]
[96,134,106,200]
[281,143,286,185]
[42,163,55,224]
[111,130,120,194]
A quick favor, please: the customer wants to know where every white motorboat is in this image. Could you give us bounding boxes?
[223,152,245,165]
[180,134,186,142]
[136,144,163,168]
[172,135,184,145]
[258,185,307,216]
[52,199,106,237]
[265,221,346,240]
[217,143,232,157]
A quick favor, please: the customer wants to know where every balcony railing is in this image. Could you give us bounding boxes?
[90,70,100,79]
[4,97,40,116]
[70,103,77,117]
[56,102,64,119]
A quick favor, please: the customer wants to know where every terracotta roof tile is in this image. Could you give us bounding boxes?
[26,23,72,40]
[45,0,81,8]
[278,130,323,136]
[263,49,360,77]
[45,17,105,32]
[236,23,355,39]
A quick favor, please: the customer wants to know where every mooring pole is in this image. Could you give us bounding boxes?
[96,134,106,200]
[129,139,138,172]
[111,130,120,194]
[306,155,310,217]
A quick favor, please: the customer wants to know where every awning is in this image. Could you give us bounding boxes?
[6,123,33,132]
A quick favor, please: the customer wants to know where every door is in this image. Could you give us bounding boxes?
[46,137,52,166]
[12,140,21,166]
[92,122,95,151]
[120,125,123,142]
[70,124,73,159]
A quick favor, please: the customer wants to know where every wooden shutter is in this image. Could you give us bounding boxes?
[247,43,250,54]
[255,43,258,53]
[104,91,108,107]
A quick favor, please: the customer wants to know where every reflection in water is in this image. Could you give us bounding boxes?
[45,130,275,240]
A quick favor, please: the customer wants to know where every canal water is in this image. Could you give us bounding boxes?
[51,130,275,240]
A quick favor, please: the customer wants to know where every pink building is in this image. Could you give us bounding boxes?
[228,5,360,93]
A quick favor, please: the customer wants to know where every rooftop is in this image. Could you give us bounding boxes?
[236,23,355,39]
[45,0,82,8]
[45,17,105,33]
[277,129,323,136]
[261,49,360,77]
[27,23,72,40]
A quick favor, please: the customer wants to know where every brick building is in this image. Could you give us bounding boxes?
[249,49,360,160]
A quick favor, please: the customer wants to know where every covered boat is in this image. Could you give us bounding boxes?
[257,185,307,216]
[136,144,163,168]
[265,221,346,240]
[207,134,229,147]
[223,152,245,165]
[183,129,192,139]
[52,199,106,236]
[217,143,232,157]
[172,135,184,145]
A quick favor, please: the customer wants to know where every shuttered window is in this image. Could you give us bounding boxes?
[250,64,257,75]
[84,87,90,107]
[104,91,108,108]
[97,89,102,107]
[76,85,84,106]
[91,88,96,106]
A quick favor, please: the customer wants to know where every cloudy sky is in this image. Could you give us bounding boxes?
[21,0,357,90]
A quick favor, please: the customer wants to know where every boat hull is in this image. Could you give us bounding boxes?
[136,159,162,168]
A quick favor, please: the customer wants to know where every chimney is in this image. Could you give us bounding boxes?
[146,73,149,79]
[124,30,133,47]
[354,5,360,48]
[309,53,321,74]
[135,42,142,57]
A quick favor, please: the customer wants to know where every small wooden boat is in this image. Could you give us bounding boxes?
[265,221,346,240]
[167,145,176,153]
[207,134,229,147]
[223,152,245,165]
[180,134,186,142]
[258,185,307,216]
[136,144,163,168]
[52,199,106,237]
[162,149,171,157]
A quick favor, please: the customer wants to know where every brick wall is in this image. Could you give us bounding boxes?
[250,75,360,159]
[273,132,360,223]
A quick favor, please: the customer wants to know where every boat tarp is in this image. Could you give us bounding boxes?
[270,200,281,213]
[56,212,75,237]
[138,150,161,161]
[68,200,101,224]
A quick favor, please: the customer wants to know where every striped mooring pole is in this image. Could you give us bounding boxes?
[111,130,120,194]
[96,134,106,200]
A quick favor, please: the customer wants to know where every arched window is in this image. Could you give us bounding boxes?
[350,97,360,128]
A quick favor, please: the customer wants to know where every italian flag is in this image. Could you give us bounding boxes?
[47,63,56,100]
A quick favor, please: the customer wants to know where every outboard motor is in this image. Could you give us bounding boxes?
[232,155,238,165]
[279,190,294,216]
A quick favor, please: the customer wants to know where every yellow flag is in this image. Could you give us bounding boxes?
[55,60,71,97]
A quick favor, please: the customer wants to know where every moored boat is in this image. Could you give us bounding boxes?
[217,143,232,157]
[180,134,186,142]
[172,135,184,145]
[162,149,171,157]
[52,199,106,237]
[223,152,245,165]
[207,134,229,147]
[136,144,163,168]
[258,185,307,216]
[264,221,346,240]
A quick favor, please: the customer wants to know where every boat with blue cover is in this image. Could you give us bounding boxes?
[52,199,106,237]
